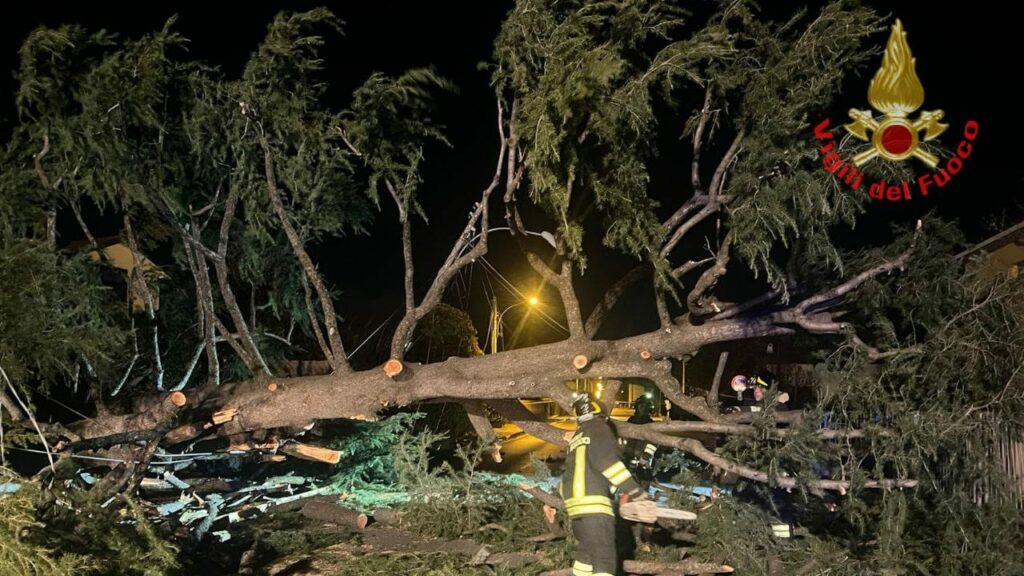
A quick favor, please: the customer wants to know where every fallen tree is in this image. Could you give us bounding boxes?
[2,2,1023,574]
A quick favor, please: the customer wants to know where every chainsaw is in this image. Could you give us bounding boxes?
[619,499,697,524]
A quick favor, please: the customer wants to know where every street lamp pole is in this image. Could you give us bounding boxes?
[491,297,500,354]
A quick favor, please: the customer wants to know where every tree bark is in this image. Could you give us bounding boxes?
[70,316,784,439]
[708,351,729,409]
[64,309,916,494]
[259,132,349,373]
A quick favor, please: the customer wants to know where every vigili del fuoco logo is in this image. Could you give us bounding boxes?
[813,20,978,202]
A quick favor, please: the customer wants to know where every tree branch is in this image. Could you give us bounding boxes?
[618,423,916,492]
[33,134,57,249]
[661,195,709,238]
[795,223,920,315]
[124,217,164,390]
[0,365,55,473]
[661,128,743,258]
[556,259,587,338]
[850,335,924,360]
[70,197,110,267]
[691,86,713,193]
[389,100,511,358]
[187,221,256,372]
[626,420,888,440]
[707,351,728,409]
[461,400,500,460]
[69,315,812,443]
[655,287,672,330]
[300,273,334,366]
[707,127,745,202]
[258,129,349,372]
[183,238,220,386]
[672,256,716,278]
[489,399,569,447]
[586,265,652,337]
[687,236,733,317]
[208,185,271,375]
[385,178,416,314]
[713,287,783,320]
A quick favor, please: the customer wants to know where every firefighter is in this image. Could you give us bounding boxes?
[729,371,789,413]
[560,391,646,576]
[622,394,658,480]
[621,394,658,552]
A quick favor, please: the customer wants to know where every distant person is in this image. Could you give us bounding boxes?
[729,371,789,413]
[621,394,657,552]
[622,394,657,479]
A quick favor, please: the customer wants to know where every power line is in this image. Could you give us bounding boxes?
[33,390,93,421]
[346,310,398,360]
[478,257,570,334]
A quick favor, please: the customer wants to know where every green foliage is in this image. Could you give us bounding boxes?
[719,2,884,292]
[492,0,882,288]
[670,261,1024,574]
[248,511,350,561]
[393,433,551,548]
[494,0,733,267]
[0,239,125,392]
[36,491,180,576]
[1,5,1021,574]
[0,469,179,576]
[344,68,453,219]
[231,10,371,239]
[328,412,425,494]
[0,469,93,575]
[406,304,481,363]
[0,8,417,392]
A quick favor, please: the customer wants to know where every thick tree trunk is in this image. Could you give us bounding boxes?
[63,312,915,494]
[69,317,785,440]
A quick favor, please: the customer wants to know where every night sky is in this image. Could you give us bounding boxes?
[2,2,1020,361]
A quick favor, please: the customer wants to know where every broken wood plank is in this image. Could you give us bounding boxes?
[279,442,342,464]
[165,423,204,445]
[140,477,237,494]
[228,437,280,453]
[212,408,238,425]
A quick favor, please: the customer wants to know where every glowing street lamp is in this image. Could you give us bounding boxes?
[490,296,539,354]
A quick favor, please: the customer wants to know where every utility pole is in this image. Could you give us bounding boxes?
[491,296,499,354]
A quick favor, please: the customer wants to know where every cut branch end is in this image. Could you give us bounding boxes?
[383,359,404,378]
[168,392,187,407]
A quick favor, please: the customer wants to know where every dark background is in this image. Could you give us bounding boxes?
[2,1,1020,359]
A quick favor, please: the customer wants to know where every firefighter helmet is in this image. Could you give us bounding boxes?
[753,371,776,388]
[572,391,601,418]
[632,394,655,418]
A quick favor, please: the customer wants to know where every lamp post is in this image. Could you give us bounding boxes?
[490,296,539,354]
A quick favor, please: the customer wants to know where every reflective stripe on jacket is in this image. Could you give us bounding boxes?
[559,417,640,517]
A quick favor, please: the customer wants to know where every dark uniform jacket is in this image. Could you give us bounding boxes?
[559,416,641,517]
[622,412,657,468]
